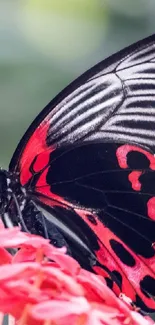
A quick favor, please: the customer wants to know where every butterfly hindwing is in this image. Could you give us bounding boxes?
[28,141,155,311]
[9,34,155,312]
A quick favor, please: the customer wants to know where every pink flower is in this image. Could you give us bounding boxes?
[0,221,153,325]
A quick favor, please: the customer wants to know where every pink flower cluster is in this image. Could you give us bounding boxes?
[0,219,153,325]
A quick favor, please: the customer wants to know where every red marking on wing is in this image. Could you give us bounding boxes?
[116,144,155,220]
[19,121,55,186]
[74,210,135,299]
[33,151,51,173]
[74,208,155,310]
[147,197,155,221]
[128,171,142,191]
[116,144,155,170]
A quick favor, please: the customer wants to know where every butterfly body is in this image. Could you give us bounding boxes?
[2,34,155,312]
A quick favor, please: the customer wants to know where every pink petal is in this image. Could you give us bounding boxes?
[0,262,40,282]
[47,252,80,276]
[19,235,50,248]
[43,266,84,296]
[4,280,50,304]
[88,308,124,325]
[31,297,90,320]
[0,228,29,247]
[0,247,12,264]
[13,242,67,263]
[78,269,118,305]
[0,288,31,317]
[12,247,36,263]
[42,244,66,255]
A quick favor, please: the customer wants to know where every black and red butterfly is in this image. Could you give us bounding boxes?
[1,34,155,313]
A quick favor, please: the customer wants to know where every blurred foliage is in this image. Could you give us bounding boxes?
[1,0,155,166]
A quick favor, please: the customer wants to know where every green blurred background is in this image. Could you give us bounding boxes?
[1,0,155,167]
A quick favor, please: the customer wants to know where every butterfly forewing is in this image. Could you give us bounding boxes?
[9,34,155,312]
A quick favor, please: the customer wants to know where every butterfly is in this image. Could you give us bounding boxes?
[1,34,155,313]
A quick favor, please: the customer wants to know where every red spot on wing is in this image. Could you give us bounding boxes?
[128,171,142,191]
[147,197,155,220]
[33,151,51,173]
[19,122,55,186]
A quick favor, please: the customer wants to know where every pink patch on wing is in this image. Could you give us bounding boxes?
[33,150,51,173]
[147,197,155,220]
[128,171,142,191]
